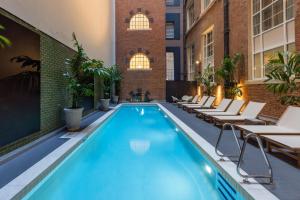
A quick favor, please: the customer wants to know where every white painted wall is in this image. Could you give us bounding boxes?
[0,0,115,64]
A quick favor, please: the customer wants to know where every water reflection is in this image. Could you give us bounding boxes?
[130,139,151,155]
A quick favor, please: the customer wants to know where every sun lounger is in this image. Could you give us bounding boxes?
[175,95,193,104]
[233,106,300,184]
[263,135,300,167]
[177,95,199,107]
[198,100,245,121]
[180,95,208,108]
[183,96,216,112]
[194,98,232,113]
[213,102,266,124]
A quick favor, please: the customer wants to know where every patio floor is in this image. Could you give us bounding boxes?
[0,103,299,199]
[161,102,300,200]
[0,110,107,189]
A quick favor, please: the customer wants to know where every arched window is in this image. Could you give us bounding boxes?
[129,53,150,70]
[129,13,150,30]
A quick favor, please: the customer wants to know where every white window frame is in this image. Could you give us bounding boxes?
[166,22,175,39]
[202,26,214,81]
[201,0,212,12]
[166,52,175,80]
[186,1,195,30]
[128,13,151,31]
[250,0,295,80]
[186,45,196,81]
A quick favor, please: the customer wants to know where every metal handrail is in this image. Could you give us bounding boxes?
[215,123,242,161]
[236,132,273,184]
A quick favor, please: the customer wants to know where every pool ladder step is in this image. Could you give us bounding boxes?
[216,173,244,200]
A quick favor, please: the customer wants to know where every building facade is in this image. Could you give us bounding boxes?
[116,0,166,101]
[184,0,298,118]
[165,0,185,81]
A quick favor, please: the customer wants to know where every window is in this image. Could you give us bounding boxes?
[166,0,179,6]
[186,45,195,81]
[186,2,195,30]
[166,22,175,39]
[129,13,150,30]
[250,0,295,80]
[203,30,214,69]
[286,0,294,20]
[202,0,212,11]
[129,53,150,70]
[166,52,175,80]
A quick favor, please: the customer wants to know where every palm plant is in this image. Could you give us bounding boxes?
[265,52,300,105]
[10,56,41,72]
[0,24,11,48]
[216,54,243,98]
[195,66,215,96]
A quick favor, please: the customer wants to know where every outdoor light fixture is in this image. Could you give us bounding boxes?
[195,60,200,65]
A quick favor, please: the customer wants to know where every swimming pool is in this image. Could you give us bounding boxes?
[23,105,244,200]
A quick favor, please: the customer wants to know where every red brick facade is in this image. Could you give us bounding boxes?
[185,0,299,119]
[116,0,166,101]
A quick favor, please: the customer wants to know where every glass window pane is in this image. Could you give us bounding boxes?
[286,0,294,20]
[130,53,150,69]
[263,46,284,75]
[253,0,260,13]
[129,13,150,30]
[253,14,261,35]
[262,0,272,8]
[262,6,272,31]
[166,23,175,39]
[287,43,296,52]
[166,52,175,80]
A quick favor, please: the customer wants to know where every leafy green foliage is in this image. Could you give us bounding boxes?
[216,54,243,98]
[103,65,122,99]
[64,33,106,108]
[265,52,300,105]
[0,24,11,48]
[195,66,215,96]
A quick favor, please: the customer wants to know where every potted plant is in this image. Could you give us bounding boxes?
[195,65,216,96]
[107,65,122,104]
[265,52,300,105]
[63,33,106,131]
[99,78,111,111]
[216,54,243,98]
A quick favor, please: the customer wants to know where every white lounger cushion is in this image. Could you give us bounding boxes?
[201,100,245,116]
[194,98,232,112]
[185,96,215,108]
[181,96,208,106]
[237,125,300,134]
[213,101,266,121]
[178,95,198,104]
[237,106,300,135]
[262,135,300,149]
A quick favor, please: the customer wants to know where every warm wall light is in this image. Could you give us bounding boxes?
[197,86,202,96]
[195,60,200,65]
[215,85,223,105]
[236,83,245,101]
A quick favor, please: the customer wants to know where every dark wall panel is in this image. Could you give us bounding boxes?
[166,81,197,102]
[0,14,40,147]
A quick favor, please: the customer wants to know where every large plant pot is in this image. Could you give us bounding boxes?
[99,99,110,111]
[113,95,119,104]
[64,107,84,131]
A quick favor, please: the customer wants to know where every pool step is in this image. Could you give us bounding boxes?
[216,173,244,200]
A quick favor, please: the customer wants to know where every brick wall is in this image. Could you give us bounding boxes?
[185,1,224,73]
[40,35,74,132]
[115,0,166,101]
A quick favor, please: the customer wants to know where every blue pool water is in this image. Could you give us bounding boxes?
[24,105,242,200]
